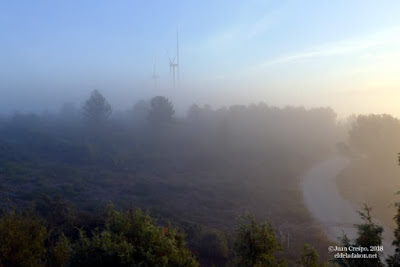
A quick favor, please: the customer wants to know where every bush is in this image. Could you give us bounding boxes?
[69,204,198,266]
[298,244,327,267]
[0,208,47,266]
[233,214,286,267]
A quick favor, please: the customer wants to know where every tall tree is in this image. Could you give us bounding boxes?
[82,89,112,125]
[335,204,383,267]
[148,96,175,124]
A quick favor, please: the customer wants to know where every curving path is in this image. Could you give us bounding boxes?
[302,156,394,258]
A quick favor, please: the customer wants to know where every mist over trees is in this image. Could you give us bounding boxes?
[348,114,400,157]
[2,90,400,265]
[82,90,112,126]
[336,113,400,245]
[148,96,175,124]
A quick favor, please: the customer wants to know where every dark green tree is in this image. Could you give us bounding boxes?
[69,204,198,266]
[148,96,175,123]
[191,228,230,266]
[335,204,383,267]
[36,194,76,238]
[82,89,112,125]
[298,244,327,267]
[233,214,286,267]
[0,208,48,266]
[0,207,70,267]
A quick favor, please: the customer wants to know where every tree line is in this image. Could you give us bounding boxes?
[2,90,400,265]
[0,198,328,267]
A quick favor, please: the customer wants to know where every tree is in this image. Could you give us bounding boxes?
[70,204,198,266]
[0,207,70,267]
[335,204,383,267]
[298,244,327,267]
[148,96,175,123]
[387,192,400,266]
[36,194,76,238]
[82,90,112,125]
[349,114,400,157]
[187,104,201,122]
[233,214,286,267]
[0,208,47,266]
[129,100,150,124]
[190,228,230,266]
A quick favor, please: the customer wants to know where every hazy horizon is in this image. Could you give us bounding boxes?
[1,1,400,117]
[2,2,400,264]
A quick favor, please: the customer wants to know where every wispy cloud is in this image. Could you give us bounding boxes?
[247,9,283,39]
[246,2,292,39]
[189,2,290,52]
[261,27,400,67]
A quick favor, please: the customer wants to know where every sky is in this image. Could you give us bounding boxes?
[1,0,400,117]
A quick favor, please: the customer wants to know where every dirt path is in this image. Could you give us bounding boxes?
[302,156,394,258]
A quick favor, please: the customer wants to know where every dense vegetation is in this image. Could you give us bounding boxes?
[337,114,400,227]
[0,202,197,266]
[2,90,400,265]
[0,90,343,265]
[1,199,331,266]
[3,198,400,266]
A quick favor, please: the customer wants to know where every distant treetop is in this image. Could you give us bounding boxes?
[148,96,175,123]
[82,89,112,124]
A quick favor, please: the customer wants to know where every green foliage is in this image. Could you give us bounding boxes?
[0,101,343,265]
[0,208,47,267]
[335,204,383,267]
[233,214,286,267]
[387,254,400,267]
[82,89,112,125]
[0,204,198,266]
[298,244,327,267]
[48,234,71,266]
[189,228,230,266]
[354,205,383,251]
[69,228,133,266]
[198,229,229,261]
[36,194,76,237]
[69,203,198,266]
[387,192,400,266]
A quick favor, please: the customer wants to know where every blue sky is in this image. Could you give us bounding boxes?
[1,1,400,116]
